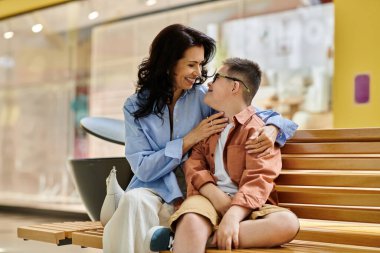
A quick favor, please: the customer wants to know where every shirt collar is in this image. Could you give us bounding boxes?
[233,106,256,126]
[179,86,196,99]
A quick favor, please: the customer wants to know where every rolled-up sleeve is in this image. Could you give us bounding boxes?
[183,142,216,196]
[254,107,298,147]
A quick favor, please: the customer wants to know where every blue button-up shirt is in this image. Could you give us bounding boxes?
[123,85,297,203]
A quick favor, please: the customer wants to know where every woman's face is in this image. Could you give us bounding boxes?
[172,46,205,91]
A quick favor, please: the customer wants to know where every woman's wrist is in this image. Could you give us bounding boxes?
[183,133,197,154]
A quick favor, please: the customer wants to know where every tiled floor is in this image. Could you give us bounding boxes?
[0,210,101,253]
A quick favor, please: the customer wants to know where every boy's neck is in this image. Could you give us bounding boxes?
[220,100,250,123]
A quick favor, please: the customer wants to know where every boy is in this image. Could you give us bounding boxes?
[147,58,299,252]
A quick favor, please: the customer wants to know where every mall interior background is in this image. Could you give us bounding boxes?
[0,0,378,213]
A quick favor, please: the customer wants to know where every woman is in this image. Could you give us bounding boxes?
[103,24,297,253]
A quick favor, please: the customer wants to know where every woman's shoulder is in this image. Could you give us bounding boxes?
[123,93,140,113]
[124,89,150,104]
[124,93,136,104]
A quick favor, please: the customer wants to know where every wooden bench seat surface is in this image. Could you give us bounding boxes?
[17,221,102,246]
[17,218,380,250]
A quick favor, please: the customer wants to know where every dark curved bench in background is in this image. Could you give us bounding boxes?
[69,117,132,221]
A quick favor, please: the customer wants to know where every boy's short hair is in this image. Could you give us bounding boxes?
[223,58,262,104]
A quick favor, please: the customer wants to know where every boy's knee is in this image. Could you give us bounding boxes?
[178,213,211,234]
[271,211,299,245]
[180,213,201,226]
[281,211,299,235]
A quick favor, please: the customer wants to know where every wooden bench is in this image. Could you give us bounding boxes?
[17,128,380,252]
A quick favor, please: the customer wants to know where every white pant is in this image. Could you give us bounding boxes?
[103,188,174,253]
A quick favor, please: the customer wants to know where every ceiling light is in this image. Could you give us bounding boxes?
[88,11,99,20]
[145,0,157,6]
[3,31,14,39]
[32,24,43,33]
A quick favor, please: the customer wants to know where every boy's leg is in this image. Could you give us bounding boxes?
[238,209,299,248]
[173,213,213,253]
[169,195,219,253]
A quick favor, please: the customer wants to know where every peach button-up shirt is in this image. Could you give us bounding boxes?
[183,106,282,210]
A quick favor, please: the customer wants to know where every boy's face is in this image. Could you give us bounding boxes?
[204,65,235,111]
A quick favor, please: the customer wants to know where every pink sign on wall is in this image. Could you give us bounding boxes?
[355,74,370,104]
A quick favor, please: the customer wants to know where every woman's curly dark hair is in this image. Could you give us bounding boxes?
[133,24,216,119]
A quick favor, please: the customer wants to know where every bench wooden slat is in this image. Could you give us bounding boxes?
[277,185,380,208]
[284,240,380,253]
[62,221,102,228]
[17,226,67,245]
[278,191,380,207]
[296,227,380,248]
[72,231,103,249]
[300,219,380,227]
[28,225,78,238]
[28,223,102,238]
[277,185,380,195]
[299,219,380,234]
[295,219,380,248]
[277,170,380,187]
[81,230,103,236]
[48,222,102,230]
[280,203,380,223]
[281,157,380,170]
[282,142,380,154]
[288,128,380,142]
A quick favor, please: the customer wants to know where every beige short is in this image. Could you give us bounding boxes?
[169,195,291,231]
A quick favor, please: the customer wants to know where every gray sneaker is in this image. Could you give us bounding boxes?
[145,226,174,252]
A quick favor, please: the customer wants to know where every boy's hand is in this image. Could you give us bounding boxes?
[245,125,278,157]
[216,211,240,250]
[216,205,252,250]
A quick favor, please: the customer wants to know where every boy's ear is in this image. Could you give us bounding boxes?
[232,81,240,94]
